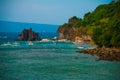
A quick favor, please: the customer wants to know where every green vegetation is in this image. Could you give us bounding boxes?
[59,0,120,48]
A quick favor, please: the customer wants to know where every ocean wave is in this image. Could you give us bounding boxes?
[1,42,11,46]
[1,41,19,47]
[27,41,34,46]
[40,39,51,42]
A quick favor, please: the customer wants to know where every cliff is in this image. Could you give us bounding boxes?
[57,16,92,43]
[18,28,40,41]
[58,0,120,46]
[57,0,120,61]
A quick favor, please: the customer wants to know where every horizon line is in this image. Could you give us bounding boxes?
[0,20,60,26]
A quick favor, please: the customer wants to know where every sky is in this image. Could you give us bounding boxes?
[0,0,112,25]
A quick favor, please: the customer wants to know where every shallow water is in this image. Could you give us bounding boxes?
[0,41,120,80]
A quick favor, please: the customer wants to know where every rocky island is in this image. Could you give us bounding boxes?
[18,28,40,41]
[57,0,120,61]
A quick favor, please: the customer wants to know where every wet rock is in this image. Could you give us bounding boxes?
[78,47,120,61]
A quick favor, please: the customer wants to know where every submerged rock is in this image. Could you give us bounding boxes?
[18,28,40,41]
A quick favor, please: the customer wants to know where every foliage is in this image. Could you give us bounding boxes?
[59,0,120,48]
[69,16,79,20]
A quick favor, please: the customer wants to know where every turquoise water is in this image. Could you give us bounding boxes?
[0,41,120,80]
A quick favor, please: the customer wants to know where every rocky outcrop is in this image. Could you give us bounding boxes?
[57,16,93,43]
[78,47,120,61]
[18,28,40,41]
[68,16,79,24]
[58,25,77,41]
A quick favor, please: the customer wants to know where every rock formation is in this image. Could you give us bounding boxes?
[58,25,76,41]
[18,28,40,41]
[57,16,92,43]
[78,47,120,61]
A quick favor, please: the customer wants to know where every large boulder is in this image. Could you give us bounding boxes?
[18,28,40,41]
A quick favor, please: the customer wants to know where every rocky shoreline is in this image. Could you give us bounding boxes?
[78,47,120,62]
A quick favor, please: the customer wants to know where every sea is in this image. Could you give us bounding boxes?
[0,32,120,80]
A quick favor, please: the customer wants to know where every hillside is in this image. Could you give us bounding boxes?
[58,0,120,48]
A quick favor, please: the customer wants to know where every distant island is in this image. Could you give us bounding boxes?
[18,28,41,41]
[57,0,120,61]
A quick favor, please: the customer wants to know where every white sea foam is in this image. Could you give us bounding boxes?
[77,46,84,49]
[1,42,12,46]
[40,39,51,42]
[12,41,19,46]
[27,41,34,46]
[53,36,57,39]
[57,39,68,42]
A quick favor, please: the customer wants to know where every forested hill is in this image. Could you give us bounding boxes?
[58,0,120,48]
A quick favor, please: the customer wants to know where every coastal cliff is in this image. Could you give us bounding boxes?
[18,28,40,41]
[57,16,92,43]
[58,0,120,46]
[57,0,120,61]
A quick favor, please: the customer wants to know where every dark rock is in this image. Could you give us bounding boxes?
[18,28,40,41]
[78,47,120,62]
